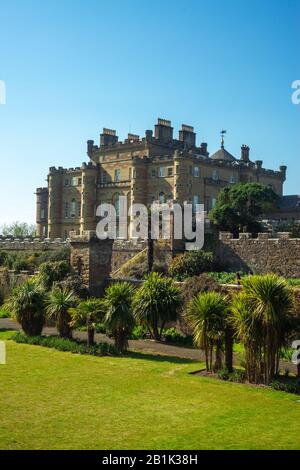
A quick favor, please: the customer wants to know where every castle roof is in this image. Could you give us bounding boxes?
[210,147,236,162]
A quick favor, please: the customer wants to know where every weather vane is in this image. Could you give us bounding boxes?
[220,129,227,148]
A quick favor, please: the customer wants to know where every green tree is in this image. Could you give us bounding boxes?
[102,282,135,352]
[185,291,229,372]
[5,279,46,336]
[1,222,36,238]
[46,287,78,338]
[69,298,103,346]
[209,183,278,235]
[230,275,294,384]
[133,272,182,341]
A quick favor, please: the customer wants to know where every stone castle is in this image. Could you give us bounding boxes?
[36,118,287,239]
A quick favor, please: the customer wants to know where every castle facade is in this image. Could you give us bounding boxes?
[36,118,287,239]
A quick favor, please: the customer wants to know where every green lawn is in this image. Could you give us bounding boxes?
[0,330,300,450]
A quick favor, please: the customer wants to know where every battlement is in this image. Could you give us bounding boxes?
[0,236,69,251]
[219,232,298,241]
[218,232,300,277]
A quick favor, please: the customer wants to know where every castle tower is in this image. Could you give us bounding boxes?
[47,167,63,239]
[35,187,48,237]
[80,162,98,234]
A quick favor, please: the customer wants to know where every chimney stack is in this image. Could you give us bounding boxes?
[241,145,250,161]
[280,165,287,180]
[154,118,173,143]
[179,124,196,149]
[100,128,118,147]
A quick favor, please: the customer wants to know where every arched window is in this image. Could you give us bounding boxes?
[159,192,166,204]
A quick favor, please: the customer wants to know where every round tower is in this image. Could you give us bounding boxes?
[48,167,63,239]
[80,162,98,234]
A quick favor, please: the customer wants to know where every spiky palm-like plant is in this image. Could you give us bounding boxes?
[185,291,228,372]
[230,292,262,383]
[240,274,294,384]
[5,279,46,336]
[102,282,135,353]
[46,287,78,338]
[69,298,103,346]
[133,272,182,341]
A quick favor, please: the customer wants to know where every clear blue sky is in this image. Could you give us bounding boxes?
[0,0,299,224]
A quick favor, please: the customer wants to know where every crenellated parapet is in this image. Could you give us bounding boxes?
[0,236,69,251]
[218,232,300,277]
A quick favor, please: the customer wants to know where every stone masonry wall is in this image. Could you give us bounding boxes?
[218,232,300,277]
[0,236,68,252]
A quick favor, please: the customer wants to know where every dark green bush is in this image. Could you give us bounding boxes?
[38,260,70,290]
[218,368,246,383]
[163,327,193,347]
[12,332,118,356]
[270,378,300,395]
[168,251,215,280]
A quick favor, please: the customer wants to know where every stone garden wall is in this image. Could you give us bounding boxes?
[218,232,300,277]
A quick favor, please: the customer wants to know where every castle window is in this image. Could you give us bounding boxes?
[212,197,217,209]
[229,175,236,184]
[65,179,69,186]
[65,202,69,218]
[78,178,82,186]
[168,167,173,177]
[77,201,81,218]
[71,199,76,217]
[115,198,120,216]
[40,209,45,219]
[159,192,166,204]
[193,166,200,177]
[71,177,77,187]
[192,195,200,213]
[100,172,107,183]
[212,170,219,181]
[115,169,121,182]
[159,167,164,177]
[151,169,156,178]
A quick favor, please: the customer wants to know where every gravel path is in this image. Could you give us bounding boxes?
[0,317,296,372]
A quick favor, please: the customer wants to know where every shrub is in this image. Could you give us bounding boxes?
[169,251,215,280]
[5,279,46,336]
[270,378,300,395]
[46,287,78,338]
[163,327,193,347]
[207,272,242,284]
[56,273,89,299]
[134,273,182,341]
[217,367,246,383]
[12,332,118,356]
[38,260,70,290]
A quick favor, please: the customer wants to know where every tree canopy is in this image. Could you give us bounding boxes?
[209,183,278,234]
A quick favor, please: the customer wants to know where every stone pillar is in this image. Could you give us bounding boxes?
[70,231,113,297]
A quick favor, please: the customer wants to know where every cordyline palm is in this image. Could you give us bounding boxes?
[69,298,103,346]
[5,279,46,336]
[230,292,263,383]
[185,291,229,372]
[133,272,182,341]
[46,287,78,338]
[241,274,294,384]
[102,282,135,353]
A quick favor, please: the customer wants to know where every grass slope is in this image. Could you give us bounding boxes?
[0,331,299,450]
